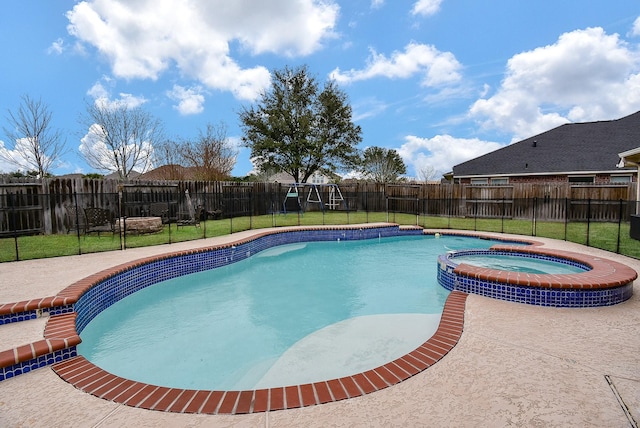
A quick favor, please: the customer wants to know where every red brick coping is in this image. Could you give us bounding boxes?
[453,244,637,290]
[49,291,467,414]
[0,313,80,370]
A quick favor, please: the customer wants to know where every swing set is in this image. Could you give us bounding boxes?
[282,183,345,213]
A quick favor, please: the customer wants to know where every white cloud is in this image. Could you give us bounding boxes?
[66,0,339,101]
[78,124,112,172]
[329,42,462,87]
[0,136,61,176]
[0,139,31,173]
[470,27,640,140]
[631,16,640,37]
[167,85,206,116]
[352,97,388,121]
[411,0,443,17]
[398,135,503,176]
[87,81,147,110]
[371,0,384,9]
[78,124,153,173]
[47,38,65,55]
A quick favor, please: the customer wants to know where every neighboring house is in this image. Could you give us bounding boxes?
[618,146,640,215]
[136,165,191,181]
[449,111,640,185]
[105,171,142,181]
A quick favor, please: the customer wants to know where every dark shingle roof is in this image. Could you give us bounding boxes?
[453,111,640,177]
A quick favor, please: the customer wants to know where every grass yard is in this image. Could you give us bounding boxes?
[1,212,638,262]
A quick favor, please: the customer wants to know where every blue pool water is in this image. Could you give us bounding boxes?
[451,254,587,274]
[78,235,504,390]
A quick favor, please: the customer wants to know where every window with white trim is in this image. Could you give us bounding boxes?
[490,178,509,185]
[470,178,488,185]
[610,175,631,183]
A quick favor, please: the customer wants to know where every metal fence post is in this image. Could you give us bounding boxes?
[586,198,591,247]
[8,192,19,261]
[474,199,477,231]
[73,191,81,255]
[564,197,569,241]
[532,197,537,236]
[616,199,623,254]
[501,197,505,233]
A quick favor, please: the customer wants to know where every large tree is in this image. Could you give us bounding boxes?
[1,95,67,177]
[80,101,164,181]
[359,146,407,183]
[239,65,362,183]
[179,122,237,181]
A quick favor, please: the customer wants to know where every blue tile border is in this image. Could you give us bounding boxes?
[437,249,634,307]
[0,346,77,381]
[0,304,75,326]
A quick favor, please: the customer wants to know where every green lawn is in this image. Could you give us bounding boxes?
[1,212,638,262]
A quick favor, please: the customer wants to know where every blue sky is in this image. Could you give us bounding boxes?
[1,0,639,179]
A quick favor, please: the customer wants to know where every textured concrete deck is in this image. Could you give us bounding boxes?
[0,227,638,427]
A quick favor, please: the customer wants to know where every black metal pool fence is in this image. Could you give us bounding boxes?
[1,186,638,261]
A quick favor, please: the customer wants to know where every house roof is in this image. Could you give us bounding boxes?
[136,165,190,181]
[453,111,640,178]
[105,170,142,180]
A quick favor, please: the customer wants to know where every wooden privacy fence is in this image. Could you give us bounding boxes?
[0,178,637,236]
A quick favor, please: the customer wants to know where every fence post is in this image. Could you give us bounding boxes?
[386,196,389,223]
[271,193,276,227]
[73,191,81,255]
[532,197,537,236]
[616,199,623,254]
[229,195,235,233]
[501,197,505,233]
[473,199,477,231]
[586,198,591,247]
[364,186,368,224]
[249,190,253,230]
[8,192,19,261]
[564,197,569,241]
[118,188,125,250]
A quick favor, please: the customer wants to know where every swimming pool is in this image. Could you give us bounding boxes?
[3,224,635,414]
[77,235,502,390]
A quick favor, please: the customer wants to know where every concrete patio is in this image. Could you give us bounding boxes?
[0,228,638,427]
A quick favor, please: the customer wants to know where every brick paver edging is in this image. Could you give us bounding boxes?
[51,291,468,414]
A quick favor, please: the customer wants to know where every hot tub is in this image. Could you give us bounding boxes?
[437,246,635,307]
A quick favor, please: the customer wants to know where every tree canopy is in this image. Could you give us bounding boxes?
[359,146,407,183]
[1,95,67,178]
[239,65,362,183]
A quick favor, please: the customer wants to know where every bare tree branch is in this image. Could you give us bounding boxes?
[152,139,186,180]
[80,101,164,181]
[417,164,439,183]
[2,94,67,177]
[179,122,237,181]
